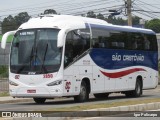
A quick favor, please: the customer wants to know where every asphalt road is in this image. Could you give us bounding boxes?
[0,86,160,112]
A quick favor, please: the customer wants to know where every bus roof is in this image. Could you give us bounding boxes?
[19,14,155,35]
[89,24,155,35]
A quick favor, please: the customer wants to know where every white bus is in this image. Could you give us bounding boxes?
[1,15,158,103]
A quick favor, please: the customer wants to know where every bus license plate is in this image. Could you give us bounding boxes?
[27,90,36,93]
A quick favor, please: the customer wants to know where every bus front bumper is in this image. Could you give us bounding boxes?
[9,87,64,98]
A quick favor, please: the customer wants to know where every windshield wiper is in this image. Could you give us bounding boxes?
[30,46,34,68]
[16,65,26,74]
[40,43,48,73]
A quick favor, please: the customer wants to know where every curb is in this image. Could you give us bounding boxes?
[1,102,160,120]
[0,98,33,104]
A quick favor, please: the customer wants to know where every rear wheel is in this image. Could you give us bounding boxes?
[94,93,109,99]
[125,79,142,97]
[74,81,89,102]
[33,98,46,104]
[133,80,142,97]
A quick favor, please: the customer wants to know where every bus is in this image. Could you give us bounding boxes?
[1,15,158,103]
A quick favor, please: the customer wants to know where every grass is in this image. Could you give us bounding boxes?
[0,34,13,43]
[0,65,8,78]
[0,92,9,97]
[44,98,160,111]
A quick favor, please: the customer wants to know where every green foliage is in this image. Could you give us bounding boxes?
[85,11,141,26]
[14,12,30,27]
[145,19,160,33]
[86,11,96,18]
[0,34,13,42]
[0,65,8,78]
[2,13,30,34]
[43,9,57,14]
[0,92,9,97]
[1,9,57,34]
[0,35,2,41]
[2,15,17,34]
[107,16,127,25]
[96,13,105,20]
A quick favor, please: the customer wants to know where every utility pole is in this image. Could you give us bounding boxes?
[126,0,132,26]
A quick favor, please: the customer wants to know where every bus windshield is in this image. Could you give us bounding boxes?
[10,28,62,74]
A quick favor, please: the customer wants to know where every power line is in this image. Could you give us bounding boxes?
[0,0,116,18]
[136,0,160,10]
[133,3,160,19]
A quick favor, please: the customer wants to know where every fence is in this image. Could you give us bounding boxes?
[0,43,10,65]
[0,79,9,92]
[0,43,10,92]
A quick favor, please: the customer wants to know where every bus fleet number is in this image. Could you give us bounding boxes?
[43,74,53,78]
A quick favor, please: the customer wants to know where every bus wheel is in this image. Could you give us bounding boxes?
[133,79,142,97]
[125,79,142,97]
[94,93,109,99]
[74,81,89,102]
[33,98,46,104]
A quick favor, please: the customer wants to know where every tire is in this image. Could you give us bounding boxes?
[74,81,89,102]
[133,80,142,97]
[125,80,142,98]
[94,93,109,99]
[33,98,46,104]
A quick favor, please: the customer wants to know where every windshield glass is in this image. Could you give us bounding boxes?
[10,29,62,74]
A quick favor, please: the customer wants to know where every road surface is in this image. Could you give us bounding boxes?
[0,86,160,111]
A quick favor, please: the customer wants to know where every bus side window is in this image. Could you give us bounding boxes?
[131,33,144,50]
[92,28,110,49]
[147,34,158,51]
[143,35,150,50]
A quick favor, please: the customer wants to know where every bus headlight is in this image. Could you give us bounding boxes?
[47,80,62,86]
[9,81,19,86]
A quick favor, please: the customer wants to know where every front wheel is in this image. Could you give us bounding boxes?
[33,98,46,104]
[74,81,89,102]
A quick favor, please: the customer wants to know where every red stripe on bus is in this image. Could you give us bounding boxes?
[100,68,146,78]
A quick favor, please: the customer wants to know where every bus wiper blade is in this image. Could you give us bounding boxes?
[17,65,25,74]
[30,46,34,67]
[40,43,48,73]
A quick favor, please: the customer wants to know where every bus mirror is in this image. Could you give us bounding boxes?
[57,29,67,47]
[1,31,16,49]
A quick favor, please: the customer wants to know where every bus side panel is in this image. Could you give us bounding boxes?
[89,49,158,92]
[63,66,76,96]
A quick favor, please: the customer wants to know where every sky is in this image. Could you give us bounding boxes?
[0,0,160,21]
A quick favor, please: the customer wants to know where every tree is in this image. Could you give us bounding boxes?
[145,19,160,33]
[106,16,127,25]
[44,9,57,14]
[86,11,96,18]
[96,13,105,20]
[14,12,30,27]
[132,16,141,25]
[2,15,16,34]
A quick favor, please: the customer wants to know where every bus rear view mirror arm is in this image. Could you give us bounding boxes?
[1,31,16,49]
[57,29,66,47]
[57,28,70,47]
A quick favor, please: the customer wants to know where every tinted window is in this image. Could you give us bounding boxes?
[92,28,127,49]
[91,28,157,51]
[65,29,90,67]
